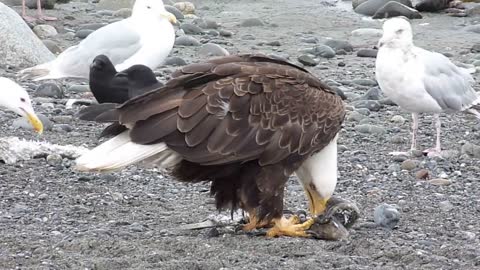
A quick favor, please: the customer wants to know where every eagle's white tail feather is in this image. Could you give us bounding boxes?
[75,132,181,172]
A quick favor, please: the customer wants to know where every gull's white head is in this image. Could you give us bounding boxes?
[378,17,413,49]
[132,0,177,24]
[0,77,43,134]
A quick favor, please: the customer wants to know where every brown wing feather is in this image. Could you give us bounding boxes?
[109,53,345,168]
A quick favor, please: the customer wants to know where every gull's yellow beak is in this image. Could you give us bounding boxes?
[26,112,44,134]
[161,11,177,24]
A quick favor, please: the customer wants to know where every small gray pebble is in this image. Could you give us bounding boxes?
[374,203,400,229]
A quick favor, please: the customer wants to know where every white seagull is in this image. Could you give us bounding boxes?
[375,17,480,157]
[19,0,177,81]
[0,77,43,134]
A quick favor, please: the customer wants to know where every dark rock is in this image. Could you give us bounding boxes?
[240,18,264,27]
[42,40,62,54]
[25,0,55,9]
[352,0,369,9]
[301,45,336,58]
[372,2,423,19]
[219,30,233,37]
[415,0,453,12]
[324,39,353,52]
[36,82,64,98]
[355,0,413,16]
[75,29,94,39]
[472,44,480,53]
[165,5,184,20]
[297,54,318,66]
[265,40,281,46]
[180,23,204,35]
[357,49,378,58]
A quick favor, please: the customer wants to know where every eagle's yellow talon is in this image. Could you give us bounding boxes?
[287,215,301,224]
[266,217,314,238]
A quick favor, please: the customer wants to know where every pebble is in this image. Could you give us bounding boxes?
[391,115,405,124]
[357,49,378,58]
[33,24,57,39]
[355,124,386,134]
[198,43,229,57]
[113,8,132,18]
[390,135,405,144]
[472,43,480,53]
[164,56,187,66]
[174,1,196,15]
[346,111,366,122]
[175,35,201,46]
[206,228,220,238]
[300,45,336,58]
[194,18,220,29]
[360,87,382,100]
[46,154,63,166]
[401,159,416,171]
[351,28,383,37]
[374,203,400,229]
[464,25,480,34]
[180,23,204,35]
[438,201,453,212]
[54,124,73,132]
[324,39,353,52]
[240,18,264,27]
[67,84,90,93]
[351,100,382,112]
[36,82,64,98]
[241,34,256,40]
[352,79,377,87]
[78,23,106,31]
[297,54,318,66]
[75,29,94,39]
[219,30,233,37]
[42,40,62,54]
[415,169,430,180]
[461,142,480,158]
[266,40,281,46]
[300,37,318,44]
[428,178,452,186]
[165,5,184,20]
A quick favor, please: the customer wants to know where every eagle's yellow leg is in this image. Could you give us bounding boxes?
[304,183,330,216]
[266,216,315,238]
[242,210,271,231]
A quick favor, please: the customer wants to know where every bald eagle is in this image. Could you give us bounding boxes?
[76,54,348,238]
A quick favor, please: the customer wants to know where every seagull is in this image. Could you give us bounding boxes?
[22,0,57,23]
[375,17,480,157]
[0,77,43,134]
[19,0,177,81]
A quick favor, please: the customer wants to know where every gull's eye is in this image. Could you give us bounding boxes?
[20,98,26,102]
[395,29,404,34]
[147,6,151,9]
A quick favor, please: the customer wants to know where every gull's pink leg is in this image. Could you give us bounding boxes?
[389,113,419,156]
[423,114,442,157]
[37,0,57,21]
[21,0,37,23]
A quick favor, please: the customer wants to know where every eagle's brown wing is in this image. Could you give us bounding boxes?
[111,54,345,166]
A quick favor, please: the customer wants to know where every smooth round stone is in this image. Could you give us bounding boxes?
[374,203,400,229]
[239,18,264,27]
[175,35,201,46]
[36,82,64,98]
[75,29,94,39]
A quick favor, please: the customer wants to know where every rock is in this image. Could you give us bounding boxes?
[46,153,62,166]
[174,1,195,14]
[438,201,453,212]
[266,40,281,46]
[174,35,201,46]
[415,0,453,12]
[113,8,132,18]
[353,79,377,87]
[97,0,135,11]
[324,39,353,52]
[357,49,378,58]
[390,135,405,144]
[400,159,416,170]
[198,43,229,57]
[346,111,366,122]
[355,124,386,134]
[465,25,480,34]
[165,5,184,20]
[466,6,480,16]
[428,178,452,186]
[0,3,55,67]
[67,84,90,93]
[42,40,61,54]
[352,0,369,9]
[355,0,413,16]
[206,228,220,238]
[390,115,405,124]
[164,56,187,66]
[25,0,55,9]
[372,2,423,19]
[32,25,57,39]
[374,203,400,229]
[297,54,318,66]
[219,30,233,37]
[415,169,430,180]
[300,45,336,58]
[180,23,204,35]
[472,44,480,53]
[13,113,53,132]
[75,29,94,39]
[240,18,264,27]
[79,23,107,31]
[194,18,220,29]
[36,82,64,98]
[461,142,480,158]
[351,100,382,112]
[351,28,383,38]
[360,87,382,100]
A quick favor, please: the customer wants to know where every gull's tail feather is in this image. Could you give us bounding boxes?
[19,62,54,81]
[75,131,181,172]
